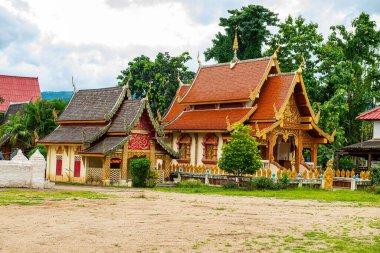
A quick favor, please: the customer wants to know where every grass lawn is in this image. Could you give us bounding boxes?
[0,189,110,206]
[154,185,380,204]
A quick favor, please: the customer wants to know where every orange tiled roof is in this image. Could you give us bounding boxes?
[165,108,252,130]
[161,85,190,124]
[250,73,296,121]
[180,58,272,104]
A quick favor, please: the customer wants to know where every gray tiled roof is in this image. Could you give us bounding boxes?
[80,136,127,154]
[57,87,124,121]
[1,102,29,124]
[341,139,380,150]
[108,99,144,133]
[39,125,107,144]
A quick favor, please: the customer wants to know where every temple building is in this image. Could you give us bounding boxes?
[336,107,380,171]
[39,85,179,185]
[161,47,335,173]
[0,75,41,159]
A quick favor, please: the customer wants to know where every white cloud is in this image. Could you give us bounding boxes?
[0,0,379,91]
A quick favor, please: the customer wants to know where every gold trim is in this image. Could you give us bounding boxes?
[249,57,275,100]
[107,132,128,136]
[310,121,335,143]
[79,153,105,157]
[131,129,151,134]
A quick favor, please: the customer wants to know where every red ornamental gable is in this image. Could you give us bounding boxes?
[128,133,151,150]
[134,111,153,131]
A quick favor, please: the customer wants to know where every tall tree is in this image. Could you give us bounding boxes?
[266,16,323,103]
[204,5,278,63]
[317,12,380,145]
[117,52,194,115]
[218,124,262,176]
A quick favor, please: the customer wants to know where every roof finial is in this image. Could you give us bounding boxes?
[273,45,280,60]
[232,26,239,62]
[197,51,202,68]
[72,76,77,93]
[125,71,132,100]
[177,71,184,86]
[297,56,305,75]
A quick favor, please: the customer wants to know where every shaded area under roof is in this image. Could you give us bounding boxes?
[337,139,380,159]
[38,125,107,144]
[58,87,124,122]
[180,58,272,104]
[165,108,251,130]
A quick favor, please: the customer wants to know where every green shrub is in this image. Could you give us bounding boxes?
[145,170,159,188]
[252,177,278,190]
[177,179,203,188]
[130,158,151,187]
[371,167,380,185]
[222,183,238,189]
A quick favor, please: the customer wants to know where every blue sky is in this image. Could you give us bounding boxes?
[0,0,379,91]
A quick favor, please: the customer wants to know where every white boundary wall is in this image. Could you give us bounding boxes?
[0,150,47,188]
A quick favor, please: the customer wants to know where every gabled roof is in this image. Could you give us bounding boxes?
[179,57,273,104]
[165,108,252,130]
[0,75,41,112]
[57,86,126,122]
[108,99,145,133]
[1,101,29,124]
[80,136,131,155]
[356,107,380,120]
[161,85,190,124]
[250,73,296,121]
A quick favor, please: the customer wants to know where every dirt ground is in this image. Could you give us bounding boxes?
[0,185,379,253]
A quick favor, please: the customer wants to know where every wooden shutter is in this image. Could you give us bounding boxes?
[56,157,62,176]
[74,157,81,177]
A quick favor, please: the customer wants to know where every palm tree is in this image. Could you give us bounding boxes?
[0,112,32,147]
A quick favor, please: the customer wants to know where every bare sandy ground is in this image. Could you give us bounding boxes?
[0,185,379,253]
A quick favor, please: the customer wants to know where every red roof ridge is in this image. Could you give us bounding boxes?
[356,106,380,120]
[0,74,38,79]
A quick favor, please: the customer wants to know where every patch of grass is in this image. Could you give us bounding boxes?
[153,185,380,203]
[0,189,111,206]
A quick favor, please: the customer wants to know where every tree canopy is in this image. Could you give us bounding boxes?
[117,52,195,116]
[204,5,278,63]
[218,124,262,175]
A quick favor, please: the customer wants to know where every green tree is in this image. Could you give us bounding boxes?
[218,124,262,176]
[204,5,278,63]
[117,52,194,115]
[0,113,32,147]
[23,98,67,143]
[266,15,323,103]
[317,12,380,144]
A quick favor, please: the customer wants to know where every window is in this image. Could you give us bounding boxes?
[177,133,192,163]
[202,134,218,164]
[74,156,81,177]
[56,155,63,176]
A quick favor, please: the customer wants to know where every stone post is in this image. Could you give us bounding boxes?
[30,150,47,188]
[350,178,357,191]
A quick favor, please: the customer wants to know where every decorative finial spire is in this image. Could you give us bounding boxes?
[297,56,305,75]
[125,71,133,100]
[197,51,202,68]
[232,26,239,62]
[273,45,280,60]
[72,76,77,93]
[177,71,184,86]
